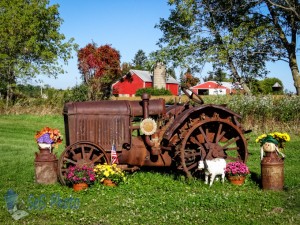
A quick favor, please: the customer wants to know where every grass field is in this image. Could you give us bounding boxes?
[0,115,299,225]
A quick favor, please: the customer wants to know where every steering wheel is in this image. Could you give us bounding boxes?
[181,86,204,105]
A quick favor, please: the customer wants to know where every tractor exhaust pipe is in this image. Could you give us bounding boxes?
[141,93,161,155]
[141,93,154,147]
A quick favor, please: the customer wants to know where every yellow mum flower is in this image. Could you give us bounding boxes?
[103,171,110,177]
[94,163,126,185]
[283,133,290,142]
[256,134,267,143]
[256,132,290,149]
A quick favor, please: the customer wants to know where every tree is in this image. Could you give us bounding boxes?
[266,0,300,20]
[181,69,199,88]
[77,43,122,100]
[261,0,300,95]
[0,0,77,105]
[155,0,285,95]
[132,49,148,70]
[121,62,132,75]
[248,78,261,95]
[17,84,40,98]
[205,68,231,82]
[167,67,177,80]
[259,77,284,95]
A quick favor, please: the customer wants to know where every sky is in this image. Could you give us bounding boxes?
[35,0,298,93]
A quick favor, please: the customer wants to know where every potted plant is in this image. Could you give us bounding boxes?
[256,132,290,160]
[65,165,96,191]
[35,127,63,152]
[225,161,250,185]
[94,163,126,186]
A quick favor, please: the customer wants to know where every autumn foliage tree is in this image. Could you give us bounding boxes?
[77,43,122,100]
[181,69,200,88]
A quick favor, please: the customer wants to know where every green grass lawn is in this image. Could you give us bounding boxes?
[0,115,299,225]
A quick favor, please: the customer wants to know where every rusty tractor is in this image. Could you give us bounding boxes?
[58,87,249,184]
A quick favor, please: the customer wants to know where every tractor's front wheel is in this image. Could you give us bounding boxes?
[57,141,109,185]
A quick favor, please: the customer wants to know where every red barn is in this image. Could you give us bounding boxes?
[112,69,179,97]
[191,81,242,95]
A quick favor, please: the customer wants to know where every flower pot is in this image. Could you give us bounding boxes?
[73,183,88,191]
[102,179,116,187]
[227,175,246,186]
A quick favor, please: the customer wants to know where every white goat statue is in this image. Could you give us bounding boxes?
[198,158,226,187]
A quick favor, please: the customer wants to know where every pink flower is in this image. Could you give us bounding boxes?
[65,165,96,185]
[225,161,250,176]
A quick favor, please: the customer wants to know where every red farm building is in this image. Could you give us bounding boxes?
[112,65,179,97]
[191,81,243,95]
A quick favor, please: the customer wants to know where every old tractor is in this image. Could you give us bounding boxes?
[58,87,249,184]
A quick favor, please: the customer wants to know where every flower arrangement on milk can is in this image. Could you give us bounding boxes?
[35,127,63,152]
[256,132,290,160]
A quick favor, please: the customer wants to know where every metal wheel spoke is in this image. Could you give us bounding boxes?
[222,136,240,149]
[70,149,76,156]
[199,126,210,143]
[64,157,77,165]
[194,152,202,157]
[81,145,86,159]
[206,128,215,143]
[177,164,183,170]
[184,151,201,159]
[186,162,198,171]
[85,147,94,160]
[224,146,239,151]
[91,153,105,164]
[190,136,202,147]
[216,124,225,142]
[217,131,225,142]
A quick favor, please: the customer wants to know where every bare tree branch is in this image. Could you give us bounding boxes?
[267,0,300,20]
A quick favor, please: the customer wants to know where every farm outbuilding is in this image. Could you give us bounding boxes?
[191,81,242,95]
[112,67,179,97]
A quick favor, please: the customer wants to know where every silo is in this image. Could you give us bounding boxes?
[153,62,166,89]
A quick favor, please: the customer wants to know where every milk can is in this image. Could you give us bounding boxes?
[34,147,58,184]
[260,141,284,190]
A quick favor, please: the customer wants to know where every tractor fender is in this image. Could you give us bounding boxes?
[163,104,243,141]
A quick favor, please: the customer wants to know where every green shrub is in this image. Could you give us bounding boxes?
[63,84,89,102]
[136,87,172,96]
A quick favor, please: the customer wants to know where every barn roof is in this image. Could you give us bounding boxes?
[130,69,179,84]
[192,81,227,89]
[130,70,152,82]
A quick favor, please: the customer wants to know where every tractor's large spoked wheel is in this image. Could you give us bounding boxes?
[179,118,248,178]
[58,141,109,185]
